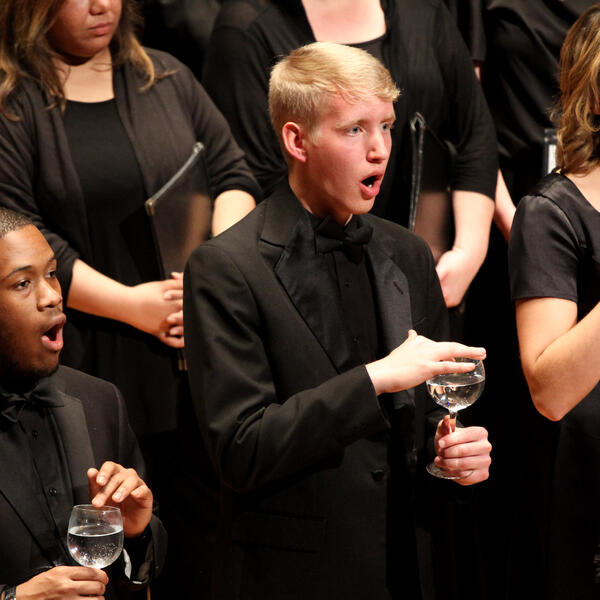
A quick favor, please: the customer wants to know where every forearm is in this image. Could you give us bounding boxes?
[211,190,255,236]
[493,170,516,242]
[518,299,600,420]
[452,190,494,276]
[67,259,134,323]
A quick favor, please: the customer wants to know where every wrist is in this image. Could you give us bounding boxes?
[365,360,388,395]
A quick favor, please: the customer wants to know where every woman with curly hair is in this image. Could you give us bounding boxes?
[509,4,600,598]
[0,0,259,596]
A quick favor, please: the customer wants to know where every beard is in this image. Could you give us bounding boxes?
[0,331,59,390]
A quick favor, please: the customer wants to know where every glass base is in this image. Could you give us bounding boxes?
[426,461,464,480]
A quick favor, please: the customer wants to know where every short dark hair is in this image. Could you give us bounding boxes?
[0,207,33,239]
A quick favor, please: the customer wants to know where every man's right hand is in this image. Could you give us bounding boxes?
[366,329,486,395]
[15,566,108,599]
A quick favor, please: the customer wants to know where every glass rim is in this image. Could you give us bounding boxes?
[72,504,121,513]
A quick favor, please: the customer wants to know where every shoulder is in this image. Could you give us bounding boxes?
[190,203,265,264]
[515,173,581,230]
[214,0,269,31]
[53,365,120,405]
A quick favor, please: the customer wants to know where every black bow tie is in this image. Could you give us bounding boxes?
[0,377,58,424]
[315,217,373,263]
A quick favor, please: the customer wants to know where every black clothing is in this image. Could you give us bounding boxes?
[0,366,167,600]
[202,0,497,225]
[184,181,482,599]
[0,49,260,433]
[454,0,595,200]
[142,0,222,78]
[0,48,254,598]
[312,215,379,367]
[509,173,600,600]
[63,99,177,441]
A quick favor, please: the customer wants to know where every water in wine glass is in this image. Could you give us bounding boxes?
[426,371,485,413]
[425,358,485,480]
[68,505,124,569]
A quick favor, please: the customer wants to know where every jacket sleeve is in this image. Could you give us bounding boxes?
[111,383,167,588]
[183,243,390,494]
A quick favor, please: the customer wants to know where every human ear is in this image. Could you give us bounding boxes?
[281,122,309,163]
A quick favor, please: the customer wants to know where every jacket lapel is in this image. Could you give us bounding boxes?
[260,183,357,372]
[364,225,415,411]
[50,389,96,506]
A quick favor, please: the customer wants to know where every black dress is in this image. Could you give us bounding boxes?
[509,172,600,600]
[63,99,177,437]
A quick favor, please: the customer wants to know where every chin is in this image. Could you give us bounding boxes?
[2,360,60,387]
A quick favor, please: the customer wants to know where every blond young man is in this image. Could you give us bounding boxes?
[184,42,491,600]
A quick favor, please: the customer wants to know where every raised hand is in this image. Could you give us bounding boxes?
[366,329,486,395]
[88,462,153,538]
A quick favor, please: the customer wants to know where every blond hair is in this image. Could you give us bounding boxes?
[269,42,399,155]
[555,3,600,174]
[0,0,158,120]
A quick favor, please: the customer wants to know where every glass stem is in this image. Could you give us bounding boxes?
[448,410,457,433]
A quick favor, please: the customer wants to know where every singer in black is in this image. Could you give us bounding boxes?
[185,42,492,600]
[0,208,167,600]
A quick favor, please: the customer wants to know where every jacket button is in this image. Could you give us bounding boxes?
[371,468,386,482]
[48,487,57,496]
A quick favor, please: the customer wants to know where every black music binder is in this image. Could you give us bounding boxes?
[145,141,212,278]
[145,142,212,370]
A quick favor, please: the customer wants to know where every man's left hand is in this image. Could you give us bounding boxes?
[88,462,153,537]
[433,415,492,485]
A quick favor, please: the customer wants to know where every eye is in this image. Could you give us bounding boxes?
[381,122,394,132]
[47,268,57,280]
[348,125,362,136]
[14,279,30,291]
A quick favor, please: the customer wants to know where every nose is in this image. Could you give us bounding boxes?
[90,0,112,14]
[367,131,390,163]
[38,277,62,310]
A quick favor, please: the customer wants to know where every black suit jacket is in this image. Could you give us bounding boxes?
[0,366,167,598]
[184,184,449,599]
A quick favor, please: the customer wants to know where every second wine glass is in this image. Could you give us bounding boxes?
[426,357,485,479]
[67,504,124,569]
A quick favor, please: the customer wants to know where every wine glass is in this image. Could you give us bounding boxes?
[426,357,485,479]
[67,505,124,568]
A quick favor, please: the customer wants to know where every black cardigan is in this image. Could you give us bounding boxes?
[0,48,260,299]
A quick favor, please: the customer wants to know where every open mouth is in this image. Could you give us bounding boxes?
[43,324,61,342]
[362,175,377,188]
[41,318,65,351]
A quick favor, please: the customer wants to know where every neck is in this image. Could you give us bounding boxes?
[301,0,386,44]
[288,172,351,225]
[55,47,115,102]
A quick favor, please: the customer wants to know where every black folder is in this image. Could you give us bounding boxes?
[408,112,456,263]
[145,142,212,278]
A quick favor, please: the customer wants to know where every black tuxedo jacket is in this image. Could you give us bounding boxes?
[184,184,449,599]
[0,366,167,598]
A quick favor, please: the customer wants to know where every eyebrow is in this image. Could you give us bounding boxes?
[337,114,396,128]
[1,254,57,282]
